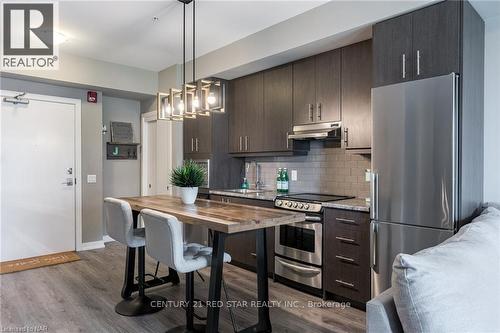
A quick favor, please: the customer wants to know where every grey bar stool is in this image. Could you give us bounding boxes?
[141,209,231,333]
[104,198,167,316]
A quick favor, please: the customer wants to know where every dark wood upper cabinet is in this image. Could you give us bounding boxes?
[293,50,341,125]
[263,65,293,152]
[373,0,462,87]
[183,115,212,158]
[412,0,460,80]
[315,49,341,123]
[342,40,372,151]
[229,73,264,153]
[292,57,316,125]
[372,13,412,87]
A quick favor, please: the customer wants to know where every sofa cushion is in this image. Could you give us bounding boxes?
[392,207,500,333]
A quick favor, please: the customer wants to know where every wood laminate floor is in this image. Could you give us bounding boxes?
[0,242,365,333]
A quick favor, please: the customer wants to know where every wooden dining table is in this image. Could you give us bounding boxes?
[120,194,305,333]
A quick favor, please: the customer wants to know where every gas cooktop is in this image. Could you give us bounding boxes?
[275,193,354,212]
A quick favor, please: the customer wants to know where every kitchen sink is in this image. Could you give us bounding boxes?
[223,189,267,194]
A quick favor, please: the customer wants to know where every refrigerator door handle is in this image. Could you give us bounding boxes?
[370,222,378,271]
[370,172,378,220]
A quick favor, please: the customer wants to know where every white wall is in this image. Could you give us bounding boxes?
[484,15,500,203]
[102,96,141,199]
[3,52,158,95]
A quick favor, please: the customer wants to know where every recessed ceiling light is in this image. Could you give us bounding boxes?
[152,16,159,23]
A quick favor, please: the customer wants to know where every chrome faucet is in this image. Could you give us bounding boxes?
[253,161,263,190]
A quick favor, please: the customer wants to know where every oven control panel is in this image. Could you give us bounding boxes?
[274,200,322,213]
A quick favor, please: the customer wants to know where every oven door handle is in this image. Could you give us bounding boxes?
[276,258,321,276]
[304,216,322,222]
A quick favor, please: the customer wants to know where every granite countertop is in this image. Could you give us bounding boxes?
[209,189,278,201]
[322,198,370,212]
[210,190,370,212]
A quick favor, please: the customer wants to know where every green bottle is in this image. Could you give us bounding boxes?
[241,177,249,189]
[282,168,289,193]
[276,168,283,193]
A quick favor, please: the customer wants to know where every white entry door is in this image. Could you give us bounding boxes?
[1,92,79,261]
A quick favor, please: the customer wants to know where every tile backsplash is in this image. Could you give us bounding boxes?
[244,141,371,199]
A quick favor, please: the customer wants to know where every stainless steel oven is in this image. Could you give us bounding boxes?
[273,193,353,290]
[275,214,322,265]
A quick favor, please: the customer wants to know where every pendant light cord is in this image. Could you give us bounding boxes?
[183,2,186,89]
[193,0,195,82]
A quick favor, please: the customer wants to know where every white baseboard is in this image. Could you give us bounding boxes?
[103,235,115,243]
[77,240,105,251]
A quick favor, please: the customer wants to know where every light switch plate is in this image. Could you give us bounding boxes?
[291,170,298,181]
[87,174,97,183]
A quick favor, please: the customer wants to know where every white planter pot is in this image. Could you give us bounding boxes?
[180,187,198,204]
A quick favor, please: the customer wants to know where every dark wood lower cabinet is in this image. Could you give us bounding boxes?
[210,195,275,274]
[324,208,370,304]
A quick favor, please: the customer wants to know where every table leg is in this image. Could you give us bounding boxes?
[206,231,226,333]
[238,229,272,333]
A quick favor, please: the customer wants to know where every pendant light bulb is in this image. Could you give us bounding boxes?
[192,95,200,109]
[166,103,172,116]
[178,99,185,114]
[207,92,216,105]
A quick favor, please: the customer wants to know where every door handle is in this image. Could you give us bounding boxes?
[286,132,289,149]
[244,136,248,151]
[336,255,355,263]
[191,138,195,152]
[195,138,199,152]
[335,279,355,288]
[276,258,321,275]
[402,53,406,79]
[61,178,73,186]
[308,104,314,122]
[370,172,378,220]
[239,136,243,151]
[370,222,378,270]
[416,50,421,76]
[317,103,322,120]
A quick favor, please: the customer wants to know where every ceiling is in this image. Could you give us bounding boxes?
[59,1,326,71]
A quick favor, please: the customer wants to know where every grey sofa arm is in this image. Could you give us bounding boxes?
[366,288,403,333]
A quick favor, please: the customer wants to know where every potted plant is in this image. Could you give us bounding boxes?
[170,160,206,204]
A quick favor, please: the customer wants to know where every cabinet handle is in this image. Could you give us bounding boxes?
[335,255,355,262]
[344,128,349,147]
[245,136,248,151]
[191,138,194,152]
[335,279,355,288]
[335,217,356,224]
[402,53,406,79]
[195,138,199,152]
[416,50,421,76]
[286,132,290,149]
[239,136,243,151]
[317,103,322,120]
[335,236,356,243]
[250,252,256,258]
[308,104,314,122]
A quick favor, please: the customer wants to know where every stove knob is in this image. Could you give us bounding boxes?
[298,203,304,209]
[292,202,298,208]
[276,200,283,206]
[286,202,292,207]
[304,204,310,210]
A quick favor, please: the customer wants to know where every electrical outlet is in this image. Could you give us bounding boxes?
[291,170,298,181]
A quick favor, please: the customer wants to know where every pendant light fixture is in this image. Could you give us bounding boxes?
[157,0,226,120]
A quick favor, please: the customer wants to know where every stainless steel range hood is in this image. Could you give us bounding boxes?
[287,122,341,140]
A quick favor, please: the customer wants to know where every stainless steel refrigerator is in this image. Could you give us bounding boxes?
[370,73,459,297]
